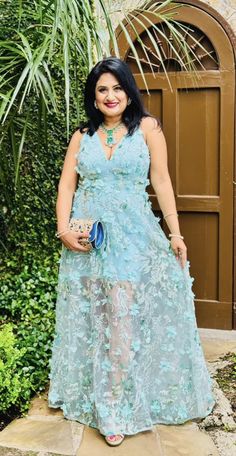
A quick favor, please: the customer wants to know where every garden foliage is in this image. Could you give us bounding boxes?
[0,323,32,413]
[0,0,87,416]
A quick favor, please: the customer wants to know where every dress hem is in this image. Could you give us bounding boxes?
[47,401,216,436]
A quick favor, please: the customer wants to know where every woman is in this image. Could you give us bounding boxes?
[48,56,215,446]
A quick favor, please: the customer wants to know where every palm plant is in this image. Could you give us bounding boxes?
[0,0,211,200]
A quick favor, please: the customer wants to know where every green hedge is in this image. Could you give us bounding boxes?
[0,254,59,396]
[0,323,32,414]
[0,2,88,416]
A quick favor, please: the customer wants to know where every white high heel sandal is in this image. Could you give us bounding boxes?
[105,434,125,446]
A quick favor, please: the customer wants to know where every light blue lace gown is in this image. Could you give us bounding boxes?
[48,127,216,436]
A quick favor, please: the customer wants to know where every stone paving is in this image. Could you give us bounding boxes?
[0,328,235,456]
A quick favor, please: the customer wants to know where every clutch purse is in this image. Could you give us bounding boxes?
[69,218,105,250]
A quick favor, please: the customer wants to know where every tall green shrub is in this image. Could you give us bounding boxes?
[0,323,32,413]
[0,255,59,391]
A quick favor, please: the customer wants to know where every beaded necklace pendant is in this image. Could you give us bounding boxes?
[99,122,124,148]
[106,129,116,147]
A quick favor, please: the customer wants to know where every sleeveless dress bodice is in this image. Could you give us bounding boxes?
[48,127,215,436]
[70,128,171,281]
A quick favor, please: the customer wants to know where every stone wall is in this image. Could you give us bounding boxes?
[203,0,236,32]
[114,0,236,33]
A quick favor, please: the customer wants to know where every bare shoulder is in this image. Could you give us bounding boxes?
[140,116,162,140]
[70,128,84,145]
[140,116,167,162]
[67,128,88,155]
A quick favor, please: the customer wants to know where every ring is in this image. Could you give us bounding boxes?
[78,240,89,246]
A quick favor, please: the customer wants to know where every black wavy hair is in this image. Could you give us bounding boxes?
[77,56,159,136]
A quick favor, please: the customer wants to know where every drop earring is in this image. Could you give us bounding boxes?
[127,98,132,106]
[94,100,98,109]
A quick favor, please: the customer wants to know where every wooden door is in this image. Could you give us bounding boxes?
[116,1,235,329]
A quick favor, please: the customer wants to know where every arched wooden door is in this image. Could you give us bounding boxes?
[116,1,235,329]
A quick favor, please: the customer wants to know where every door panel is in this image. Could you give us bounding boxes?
[180,213,219,300]
[178,88,220,196]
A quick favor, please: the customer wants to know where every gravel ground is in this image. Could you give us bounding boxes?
[197,353,236,456]
[0,450,64,456]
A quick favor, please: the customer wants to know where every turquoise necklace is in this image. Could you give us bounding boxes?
[99,121,124,148]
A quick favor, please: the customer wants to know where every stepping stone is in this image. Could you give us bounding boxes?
[155,421,220,455]
[0,449,38,456]
[77,425,162,455]
[199,330,236,362]
[27,392,63,418]
[75,422,219,455]
[0,416,84,456]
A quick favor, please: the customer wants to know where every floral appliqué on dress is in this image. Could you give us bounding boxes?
[48,128,216,436]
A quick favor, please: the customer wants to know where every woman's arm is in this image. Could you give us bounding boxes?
[56,130,91,252]
[141,116,187,268]
[56,130,81,232]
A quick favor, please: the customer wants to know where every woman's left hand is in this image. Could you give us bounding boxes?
[170,237,187,269]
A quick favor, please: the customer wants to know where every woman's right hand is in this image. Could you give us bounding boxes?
[60,230,92,253]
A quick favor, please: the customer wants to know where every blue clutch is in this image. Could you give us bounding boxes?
[69,218,105,250]
[89,220,105,249]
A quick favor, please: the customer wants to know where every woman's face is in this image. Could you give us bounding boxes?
[94,72,129,119]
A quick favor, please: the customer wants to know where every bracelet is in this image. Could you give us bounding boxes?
[55,230,66,238]
[169,234,184,240]
[55,229,70,238]
[56,227,69,235]
[164,212,178,220]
